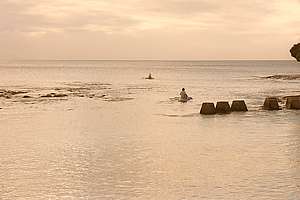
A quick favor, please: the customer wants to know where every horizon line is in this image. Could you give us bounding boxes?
[0,58,296,62]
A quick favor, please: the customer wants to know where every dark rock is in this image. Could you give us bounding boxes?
[41,93,67,98]
[290,43,300,61]
[0,90,27,98]
[200,103,216,115]
[216,101,231,114]
[286,96,300,109]
[1,94,12,99]
[231,100,248,112]
[263,97,279,110]
[9,90,27,95]
[23,95,31,98]
[41,94,53,98]
[264,74,300,80]
[53,94,67,97]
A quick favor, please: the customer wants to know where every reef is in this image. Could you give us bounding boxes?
[263,74,300,80]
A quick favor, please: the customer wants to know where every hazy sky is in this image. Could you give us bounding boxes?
[0,0,300,60]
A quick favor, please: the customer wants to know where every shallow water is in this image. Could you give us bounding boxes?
[0,60,300,199]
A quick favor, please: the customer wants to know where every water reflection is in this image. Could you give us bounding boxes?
[1,60,300,199]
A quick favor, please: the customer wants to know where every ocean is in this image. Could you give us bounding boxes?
[0,60,299,199]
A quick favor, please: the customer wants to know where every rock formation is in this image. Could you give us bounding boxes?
[290,43,300,61]
[0,90,27,99]
[200,103,216,115]
[263,74,300,80]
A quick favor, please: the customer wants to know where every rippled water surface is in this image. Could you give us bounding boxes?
[0,60,300,199]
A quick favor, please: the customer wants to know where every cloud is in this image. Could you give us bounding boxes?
[0,0,300,59]
[1,0,300,35]
[0,0,141,35]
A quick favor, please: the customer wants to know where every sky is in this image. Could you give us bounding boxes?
[0,0,300,60]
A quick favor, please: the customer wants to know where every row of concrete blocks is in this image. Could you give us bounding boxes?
[263,96,300,110]
[200,100,247,115]
[200,96,300,115]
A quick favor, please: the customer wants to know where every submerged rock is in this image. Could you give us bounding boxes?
[0,93,11,99]
[0,90,27,99]
[290,43,300,62]
[200,103,216,115]
[103,97,134,102]
[53,94,68,97]
[231,100,248,112]
[9,90,27,95]
[216,101,231,114]
[263,74,300,80]
[97,94,106,98]
[41,94,53,98]
[286,95,300,109]
[41,93,68,98]
[263,97,279,110]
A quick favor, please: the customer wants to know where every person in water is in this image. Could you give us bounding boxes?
[147,73,153,79]
[180,88,188,101]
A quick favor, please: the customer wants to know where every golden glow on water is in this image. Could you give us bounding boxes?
[0,60,300,199]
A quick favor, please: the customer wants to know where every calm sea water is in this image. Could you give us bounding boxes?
[0,60,300,200]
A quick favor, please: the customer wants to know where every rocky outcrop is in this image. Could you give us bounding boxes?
[0,90,27,99]
[290,43,300,61]
[263,74,300,80]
